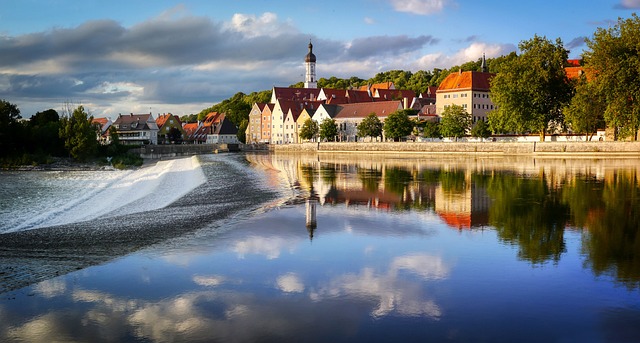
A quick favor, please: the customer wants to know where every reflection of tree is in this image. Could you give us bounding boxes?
[319,163,337,185]
[487,172,568,264]
[440,170,467,195]
[384,166,412,196]
[299,164,317,192]
[357,167,382,193]
[576,172,640,289]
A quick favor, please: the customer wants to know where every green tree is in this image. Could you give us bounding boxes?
[440,105,472,140]
[59,105,98,161]
[319,118,338,141]
[0,99,22,158]
[422,121,441,140]
[299,118,319,141]
[584,14,640,140]
[470,119,492,139]
[383,109,415,141]
[488,35,572,140]
[357,113,383,140]
[237,119,248,143]
[563,76,605,140]
[28,109,64,156]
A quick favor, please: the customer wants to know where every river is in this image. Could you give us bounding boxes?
[0,152,638,342]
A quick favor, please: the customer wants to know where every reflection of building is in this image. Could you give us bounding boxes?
[435,171,490,229]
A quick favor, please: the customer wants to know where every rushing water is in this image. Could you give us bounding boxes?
[0,153,639,342]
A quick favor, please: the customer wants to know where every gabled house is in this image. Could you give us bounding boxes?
[156,113,185,144]
[271,99,322,144]
[297,108,316,142]
[311,104,339,124]
[182,122,202,144]
[92,117,112,144]
[206,114,239,144]
[283,106,303,144]
[261,103,275,143]
[112,113,159,145]
[248,103,267,144]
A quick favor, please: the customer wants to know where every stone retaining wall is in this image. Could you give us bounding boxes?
[268,141,640,155]
[131,144,239,159]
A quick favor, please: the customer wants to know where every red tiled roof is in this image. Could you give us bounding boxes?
[333,101,402,120]
[272,87,321,102]
[92,117,109,126]
[437,71,495,92]
[421,86,438,99]
[567,59,581,67]
[346,90,374,103]
[155,113,182,129]
[374,89,416,100]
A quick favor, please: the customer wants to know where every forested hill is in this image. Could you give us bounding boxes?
[185,53,519,126]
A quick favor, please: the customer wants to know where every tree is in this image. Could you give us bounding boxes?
[357,113,383,140]
[319,118,338,141]
[488,35,573,141]
[471,119,492,139]
[383,109,415,141]
[0,99,22,157]
[59,105,98,161]
[237,119,248,143]
[168,127,184,144]
[299,118,319,141]
[563,76,605,140]
[422,121,441,140]
[28,109,64,156]
[584,14,640,140]
[440,105,472,140]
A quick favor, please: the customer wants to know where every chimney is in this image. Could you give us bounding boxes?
[403,97,409,109]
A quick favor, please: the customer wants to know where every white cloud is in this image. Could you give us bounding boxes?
[389,0,455,15]
[225,12,297,38]
[618,0,640,9]
[415,42,516,70]
[364,17,376,25]
[276,273,305,293]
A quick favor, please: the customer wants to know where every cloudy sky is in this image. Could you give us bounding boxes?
[0,0,637,119]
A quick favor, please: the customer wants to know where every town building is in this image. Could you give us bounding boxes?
[112,113,158,145]
[156,113,185,144]
[304,41,317,89]
[436,55,495,124]
[247,103,267,144]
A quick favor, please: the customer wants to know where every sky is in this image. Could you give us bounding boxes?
[0,0,638,119]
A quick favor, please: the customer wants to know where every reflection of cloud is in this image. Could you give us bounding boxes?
[390,254,449,280]
[193,275,225,287]
[311,253,448,319]
[277,273,305,293]
[7,313,67,343]
[233,236,297,259]
[33,279,66,298]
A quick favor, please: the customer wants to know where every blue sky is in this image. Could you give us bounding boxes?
[0,0,637,119]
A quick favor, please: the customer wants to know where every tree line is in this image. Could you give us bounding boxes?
[0,101,141,168]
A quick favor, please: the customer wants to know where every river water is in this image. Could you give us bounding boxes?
[0,152,639,342]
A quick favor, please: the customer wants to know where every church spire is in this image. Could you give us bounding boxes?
[304,40,317,88]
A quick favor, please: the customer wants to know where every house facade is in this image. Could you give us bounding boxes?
[247,103,266,144]
[112,113,158,145]
[332,101,403,142]
[206,114,239,144]
[436,70,495,123]
[156,113,185,144]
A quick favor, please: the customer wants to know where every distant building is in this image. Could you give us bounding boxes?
[436,55,495,124]
[92,117,112,144]
[156,113,185,144]
[247,103,267,144]
[112,113,158,145]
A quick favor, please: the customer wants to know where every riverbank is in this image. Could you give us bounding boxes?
[267,141,640,155]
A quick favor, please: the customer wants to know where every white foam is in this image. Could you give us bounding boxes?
[5,156,206,232]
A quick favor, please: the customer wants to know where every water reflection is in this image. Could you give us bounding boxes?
[247,152,640,288]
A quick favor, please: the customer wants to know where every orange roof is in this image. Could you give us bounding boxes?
[203,112,223,127]
[92,117,109,126]
[359,82,395,92]
[437,71,495,92]
[567,59,581,67]
[155,113,181,128]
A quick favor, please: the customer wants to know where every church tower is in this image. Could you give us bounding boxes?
[304,40,317,89]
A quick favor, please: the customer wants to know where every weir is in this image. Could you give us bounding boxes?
[4,156,206,233]
[131,144,242,159]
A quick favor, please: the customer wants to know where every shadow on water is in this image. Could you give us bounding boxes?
[0,154,278,294]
